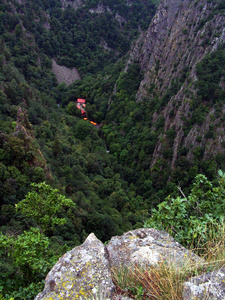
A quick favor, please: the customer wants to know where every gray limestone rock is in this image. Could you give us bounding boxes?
[35,233,115,300]
[182,268,225,300]
[106,228,202,270]
[52,59,81,86]
[35,228,207,300]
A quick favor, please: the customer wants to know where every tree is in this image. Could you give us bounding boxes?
[16,182,75,234]
[0,227,57,298]
[145,170,225,247]
[74,119,92,140]
[66,101,81,117]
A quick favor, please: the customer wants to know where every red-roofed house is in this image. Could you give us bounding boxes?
[77,99,86,104]
[77,99,86,116]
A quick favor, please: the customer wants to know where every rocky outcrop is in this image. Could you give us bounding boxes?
[35,233,115,300]
[107,228,202,269]
[52,59,81,86]
[89,4,112,14]
[35,228,204,300]
[127,0,225,98]
[125,0,225,169]
[183,268,225,300]
[13,107,51,179]
[61,0,84,10]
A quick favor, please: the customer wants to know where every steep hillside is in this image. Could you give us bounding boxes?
[126,0,225,168]
[102,0,225,200]
[1,0,225,298]
[1,0,156,74]
[0,2,159,297]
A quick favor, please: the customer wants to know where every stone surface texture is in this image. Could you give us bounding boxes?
[52,59,81,86]
[35,233,114,300]
[106,228,202,269]
[124,0,225,170]
[183,268,225,300]
[61,0,84,10]
[35,228,206,299]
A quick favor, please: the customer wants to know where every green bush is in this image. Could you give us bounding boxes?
[145,170,225,247]
[0,228,56,299]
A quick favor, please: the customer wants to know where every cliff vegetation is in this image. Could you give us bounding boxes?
[0,0,224,298]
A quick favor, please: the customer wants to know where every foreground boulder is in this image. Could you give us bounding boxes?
[36,228,204,299]
[35,233,114,300]
[183,268,225,300]
[107,228,202,269]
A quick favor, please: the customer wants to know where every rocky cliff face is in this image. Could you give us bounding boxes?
[14,108,51,179]
[61,0,84,10]
[126,0,225,169]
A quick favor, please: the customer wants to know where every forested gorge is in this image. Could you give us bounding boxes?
[0,44,146,298]
[0,0,155,73]
[0,0,225,298]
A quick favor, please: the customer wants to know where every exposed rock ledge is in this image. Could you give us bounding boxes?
[183,268,225,300]
[35,228,223,300]
[52,59,81,86]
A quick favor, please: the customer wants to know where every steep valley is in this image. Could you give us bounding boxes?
[126,0,225,169]
[0,0,225,298]
[105,0,225,197]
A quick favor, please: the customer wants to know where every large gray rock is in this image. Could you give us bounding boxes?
[106,228,202,269]
[35,233,115,300]
[183,268,225,300]
[35,228,204,300]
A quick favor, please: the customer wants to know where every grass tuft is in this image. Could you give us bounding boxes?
[111,226,225,300]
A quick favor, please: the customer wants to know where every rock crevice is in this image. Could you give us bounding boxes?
[35,228,221,300]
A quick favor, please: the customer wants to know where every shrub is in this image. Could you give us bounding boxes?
[144,170,225,248]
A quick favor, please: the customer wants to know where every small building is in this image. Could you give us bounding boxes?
[77,99,86,116]
[77,99,86,104]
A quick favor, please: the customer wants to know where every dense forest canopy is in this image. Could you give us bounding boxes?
[0,0,156,73]
[0,0,225,298]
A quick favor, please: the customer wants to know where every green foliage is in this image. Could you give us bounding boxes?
[196,43,225,103]
[66,101,81,117]
[16,182,75,234]
[145,171,225,247]
[16,0,157,73]
[0,2,224,298]
[116,63,143,97]
[0,227,57,299]
[74,119,92,140]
